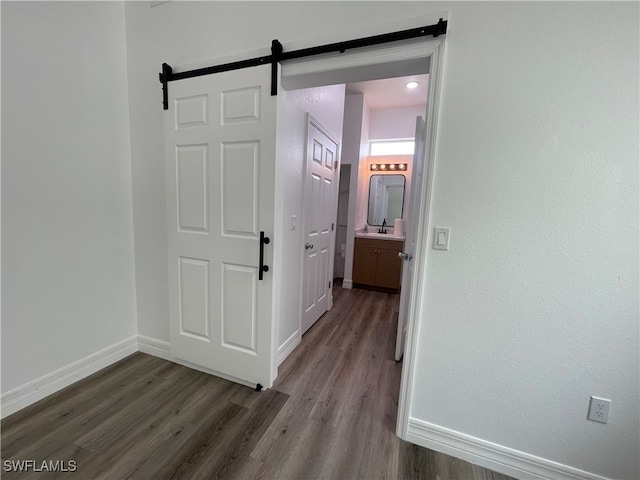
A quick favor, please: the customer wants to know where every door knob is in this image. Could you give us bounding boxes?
[305,243,314,250]
[398,252,413,261]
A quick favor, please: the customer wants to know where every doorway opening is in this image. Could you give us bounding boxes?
[333,74,428,290]
[274,74,428,351]
[296,75,429,345]
[274,41,442,450]
[273,30,445,439]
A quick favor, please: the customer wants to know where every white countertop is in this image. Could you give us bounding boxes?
[355,231,405,241]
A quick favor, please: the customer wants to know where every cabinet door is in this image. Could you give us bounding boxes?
[353,245,379,286]
[375,247,403,290]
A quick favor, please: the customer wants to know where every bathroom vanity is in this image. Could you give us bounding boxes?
[353,233,404,291]
[352,169,407,291]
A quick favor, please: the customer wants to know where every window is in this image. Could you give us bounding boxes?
[369,139,415,156]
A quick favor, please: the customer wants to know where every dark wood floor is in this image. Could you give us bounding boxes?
[1,285,516,479]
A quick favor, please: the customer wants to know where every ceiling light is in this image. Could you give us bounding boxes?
[406,81,420,89]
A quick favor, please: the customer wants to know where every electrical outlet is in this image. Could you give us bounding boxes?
[587,396,611,424]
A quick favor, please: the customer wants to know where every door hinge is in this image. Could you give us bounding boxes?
[328,281,331,289]
[334,160,338,170]
[331,223,334,231]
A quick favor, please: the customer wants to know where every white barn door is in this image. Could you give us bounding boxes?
[165,65,276,388]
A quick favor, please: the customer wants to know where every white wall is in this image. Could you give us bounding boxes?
[122,2,638,479]
[274,84,345,362]
[341,93,365,286]
[1,2,136,393]
[369,105,427,140]
[409,3,639,480]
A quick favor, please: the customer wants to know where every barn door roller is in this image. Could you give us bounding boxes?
[159,19,447,110]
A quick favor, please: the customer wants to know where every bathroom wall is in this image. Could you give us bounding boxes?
[360,106,425,231]
[364,155,413,233]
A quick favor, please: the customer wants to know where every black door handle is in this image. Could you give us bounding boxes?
[259,231,270,280]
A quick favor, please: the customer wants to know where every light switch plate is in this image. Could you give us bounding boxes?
[433,227,450,250]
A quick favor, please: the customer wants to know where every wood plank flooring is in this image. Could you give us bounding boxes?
[1,285,516,480]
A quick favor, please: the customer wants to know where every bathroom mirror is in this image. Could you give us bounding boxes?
[367,174,406,226]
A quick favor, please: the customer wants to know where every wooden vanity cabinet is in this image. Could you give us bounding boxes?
[353,237,404,291]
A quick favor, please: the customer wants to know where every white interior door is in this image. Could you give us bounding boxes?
[301,115,339,334]
[165,65,276,388]
[395,115,426,361]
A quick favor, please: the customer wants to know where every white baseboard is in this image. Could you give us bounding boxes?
[0,336,138,419]
[342,279,353,289]
[137,334,172,360]
[406,418,610,480]
[3,332,282,419]
[277,330,301,365]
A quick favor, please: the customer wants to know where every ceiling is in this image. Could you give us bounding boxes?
[346,74,428,110]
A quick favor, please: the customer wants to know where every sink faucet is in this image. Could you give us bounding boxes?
[378,219,387,234]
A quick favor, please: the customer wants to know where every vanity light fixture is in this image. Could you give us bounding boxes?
[370,163,407,171]
[406,80,420,89]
